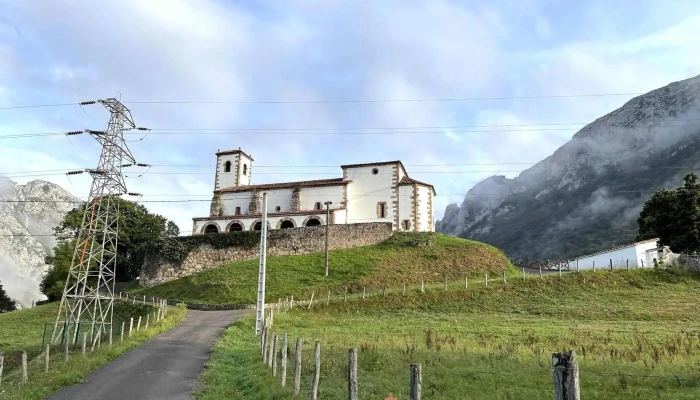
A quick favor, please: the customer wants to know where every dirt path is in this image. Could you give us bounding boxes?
[47,309,249,400]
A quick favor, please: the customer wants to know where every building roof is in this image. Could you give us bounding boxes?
[571,238,660,261]
[216,149,254,161]
[193,207,345,221]
[340,160,406,171]
[218,178,350,193]
[399,176,437,195]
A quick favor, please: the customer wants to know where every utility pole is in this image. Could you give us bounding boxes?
[255,193,269,335]
[324,201,332,277]
[50,98,145,348]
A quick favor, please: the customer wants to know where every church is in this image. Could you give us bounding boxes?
[191,148,436,234]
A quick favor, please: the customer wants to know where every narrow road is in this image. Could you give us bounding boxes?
[48,309,249,400]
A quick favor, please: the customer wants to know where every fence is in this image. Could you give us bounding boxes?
[255,308,602,400]
[0,300,169,387]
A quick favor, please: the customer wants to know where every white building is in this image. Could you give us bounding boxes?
[191,149,436,234]
[566,238,672,269]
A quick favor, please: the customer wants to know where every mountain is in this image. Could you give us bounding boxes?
[436,74,700,260]
[0,178,78,307]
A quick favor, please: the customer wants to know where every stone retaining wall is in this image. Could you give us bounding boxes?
[140,222,393,287]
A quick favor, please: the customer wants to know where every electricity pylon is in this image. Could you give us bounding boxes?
[50,98,137,349]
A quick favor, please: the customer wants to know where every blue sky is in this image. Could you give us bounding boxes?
[1,0,699,233]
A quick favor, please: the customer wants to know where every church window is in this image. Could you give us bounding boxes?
[224,161,231,172]
[314,202,322,210]
[243,164,248,175]
[402,220,411,230]
[235,206,241,215]
[377,202,387,218]
[371,168,379,175]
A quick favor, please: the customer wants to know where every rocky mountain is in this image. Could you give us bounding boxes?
[0,178,78,307]
[437,74,700,260]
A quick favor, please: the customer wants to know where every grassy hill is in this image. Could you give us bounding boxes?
[196,268,700,400]
[133,232,512,304]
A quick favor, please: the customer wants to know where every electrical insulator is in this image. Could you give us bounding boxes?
[86,129,107,135]
[78,100,97,105]
[127,192,142,196]
[136,127,149,131]
[120,164,133,168]
[65,131,83,136]
[66,170,84,175]
[136,163,150,167]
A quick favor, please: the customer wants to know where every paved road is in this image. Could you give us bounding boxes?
[48,309,249,400]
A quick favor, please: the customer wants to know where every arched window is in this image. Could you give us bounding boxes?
[280,220,295,229]
[305,218,322,227]
[224,161,231,172]
[204,224,219,234]
[229,223,243,232]
[253,221,263,231]
[243,164,248,176]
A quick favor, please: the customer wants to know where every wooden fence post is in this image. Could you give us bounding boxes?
[311,341,321,400]
[121,321,125,342]
[0,352,4,386]
[294,338,303,396]
[403,282,406,295]
[539,266,542,277]
[344,287,348,302]
[552,350,580,400]
[559,264,562,278]
[281,333,288,387]
[445,275,448,290]
[383,287,387,297]
[81,333,87,355]
[362,286,366,299]
[593,261,596,272]
[21,351,27,383]
[45,344,50,372]
[610,259,613,271]
[420,280,424,293]
[109,326,113,347]
[143,294,146,305]
[576,260,579,272]
[465,276,468,289]
[522,268,525,280]
[502,271,506,284]
[410,363,422,400]
[137,316,142,332]
[267,333,275,367]
[261,326,268,359]
[626,259,629,271]
[97,330,101,350]
[348,348,358,400]
[146,314,150,329]
[308,292,315,310]
[327,290,331,305]
[272,335,279,376]
[64,340,69,363]
[485,273,488,286]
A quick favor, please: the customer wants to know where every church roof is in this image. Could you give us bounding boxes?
[216,149,254,160]
[399,176,436,195]
[340,160,405,170]
[218,178,351,193]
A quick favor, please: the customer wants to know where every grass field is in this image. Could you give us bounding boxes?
[196,268,700,400]
[0,302,187,400]
[133,232,513,305]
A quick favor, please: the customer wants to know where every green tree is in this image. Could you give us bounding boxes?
[0,280,17,313]
[637,173,700,253]
[41,197,180,299]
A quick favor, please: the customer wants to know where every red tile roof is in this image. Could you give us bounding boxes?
[218,178,350,193]
[193,207,346,221]
[399,176,436,195]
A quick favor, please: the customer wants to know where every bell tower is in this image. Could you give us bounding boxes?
[214,148,254,190]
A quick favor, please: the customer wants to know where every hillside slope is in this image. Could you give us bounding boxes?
[437,74,700,260]
[134,232,512,304]
[0,178,78,307]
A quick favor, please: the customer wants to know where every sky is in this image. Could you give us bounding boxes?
[1,0,700,234]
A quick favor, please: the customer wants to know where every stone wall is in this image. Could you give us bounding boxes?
[676,254,700,272]
[140,222,393,287]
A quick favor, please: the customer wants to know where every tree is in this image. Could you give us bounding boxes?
[637,173,700,253]
[0,280,17,313]
[41,197,180,299]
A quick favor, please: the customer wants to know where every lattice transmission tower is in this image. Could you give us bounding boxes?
[50,98,139,348]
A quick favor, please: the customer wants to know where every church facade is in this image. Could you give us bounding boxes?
[192,149,436,234]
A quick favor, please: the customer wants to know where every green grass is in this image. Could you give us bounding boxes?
[196,268,700,399]
[134,232,513,305]
[0,303,187,400]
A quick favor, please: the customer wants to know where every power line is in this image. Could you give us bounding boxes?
[0,102,81,110]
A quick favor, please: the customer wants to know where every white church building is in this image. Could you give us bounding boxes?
[191,149,436,234]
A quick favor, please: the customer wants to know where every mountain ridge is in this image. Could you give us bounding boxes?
[0,177,78,307]
[436,74,700,260]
